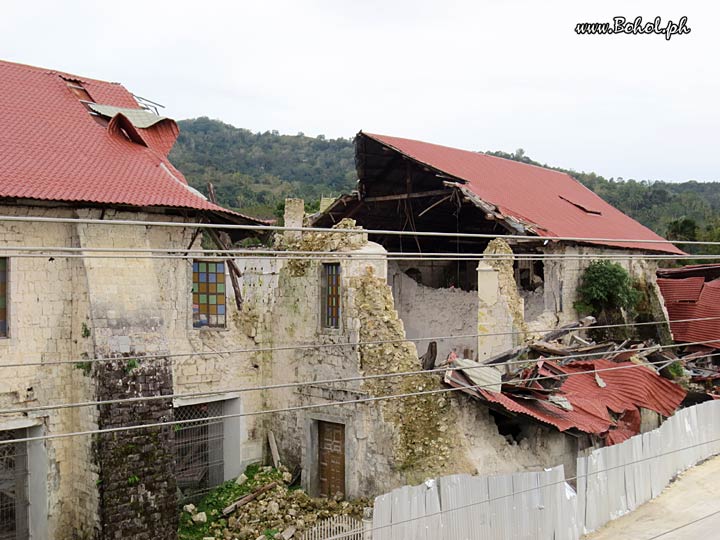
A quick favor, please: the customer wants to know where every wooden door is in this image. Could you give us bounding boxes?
[318,421,345,498]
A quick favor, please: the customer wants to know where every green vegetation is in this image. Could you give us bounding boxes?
[666,361,685,379]
[171,118,354,219]
[127,475,140,486]
[171,120,720,243]
[178,463,281,540]
[123,358,140,374]
[574,260,640,317]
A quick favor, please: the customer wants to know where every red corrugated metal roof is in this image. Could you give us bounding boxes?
[658,272,720,349]
[0,59,262,221]
[657,277,705,302]
[446,358,685,444]
[362,132,683,254]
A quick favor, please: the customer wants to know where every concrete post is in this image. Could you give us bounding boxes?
[476,262,513,361]
[283,198,305,242]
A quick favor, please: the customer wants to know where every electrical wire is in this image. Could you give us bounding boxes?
[1,351,717,446]
[1,314,715,370]
[646,509,720,539]
[1,245,718,261]
[0,214,716,247]
[1,341,718,418]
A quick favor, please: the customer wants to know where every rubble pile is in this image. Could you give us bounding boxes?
[180,467,368,540]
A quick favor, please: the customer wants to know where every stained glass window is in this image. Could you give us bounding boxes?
[321,263,341,329]
[0,258,7,337]
[192,261,226,328]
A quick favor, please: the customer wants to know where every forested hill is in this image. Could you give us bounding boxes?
[170,117,355,218]
[171,118,720,246]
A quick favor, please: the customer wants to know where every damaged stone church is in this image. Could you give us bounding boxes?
[0,58,687,540]
[239,132,684,501]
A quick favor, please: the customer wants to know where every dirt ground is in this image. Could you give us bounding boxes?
[584,454,720,540]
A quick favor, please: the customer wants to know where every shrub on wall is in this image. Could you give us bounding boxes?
[574,260,640,316]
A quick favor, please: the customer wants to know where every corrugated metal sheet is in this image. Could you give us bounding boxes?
[446,358,685,442]
[658,272,720,348]
[361,132,683,254]
[657,277,704,302]
[0,60,267,223]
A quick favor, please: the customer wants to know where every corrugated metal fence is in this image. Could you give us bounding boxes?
[578,399,720,534]
[372,466,578,540]
[369,400,720,540]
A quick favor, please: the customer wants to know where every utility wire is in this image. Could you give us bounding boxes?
[1,352,716,446]
[1,342,718,418]
[4,252,720,263]
[0,214,712,247]
[646,509,720,539]
[1,245,718,261]
[1,315,714,370]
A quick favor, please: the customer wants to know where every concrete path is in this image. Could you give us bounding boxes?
[585,454,720,539]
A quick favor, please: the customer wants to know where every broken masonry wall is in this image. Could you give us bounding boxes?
[0,205,99,540]
[453,394,579,478]
[476,239,528,360]
[476,240,669,360]
[541,244,667,334]
[237,216,477,498]
[389,261,479,363]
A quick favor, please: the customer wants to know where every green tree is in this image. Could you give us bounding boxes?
[574,260,640,316]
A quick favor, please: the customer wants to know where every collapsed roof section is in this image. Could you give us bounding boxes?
[446,357,686,445]
[312,132,683,255]
[0,59,268,230]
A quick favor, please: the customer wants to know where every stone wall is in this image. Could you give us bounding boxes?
[0,205,265,539]
[389,261,479,363]
[95,358,176,540]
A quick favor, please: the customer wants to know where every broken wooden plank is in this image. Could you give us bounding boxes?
[542,316,596,342]
[222,481,278,516]
[530,341,573,356]
[268,431,281,468]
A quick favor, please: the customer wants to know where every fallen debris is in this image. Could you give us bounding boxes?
[222,481,278,516]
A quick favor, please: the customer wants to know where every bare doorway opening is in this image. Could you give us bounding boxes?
[318,421,345,498]
[0,429,28,540]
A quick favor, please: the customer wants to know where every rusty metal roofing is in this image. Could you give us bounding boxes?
[658,271,720,349]
[446,358,685,444]
[0,59,267,224]
[360,132,683,254]
[657,277,705,302]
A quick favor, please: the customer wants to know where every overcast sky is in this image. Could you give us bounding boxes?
[3,1,718,182]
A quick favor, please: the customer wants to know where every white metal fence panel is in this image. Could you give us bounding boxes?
[367,402,720,540]
[577,400,720,535]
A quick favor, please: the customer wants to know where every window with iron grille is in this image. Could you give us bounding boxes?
[0,258,8,338]
[192,261,227,328]
[173,402,224,503]
[0,430,28,540]
[321,263,341,329]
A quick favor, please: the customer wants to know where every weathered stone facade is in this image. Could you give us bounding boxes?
[95,359,176,540]
[0,205,264,539]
